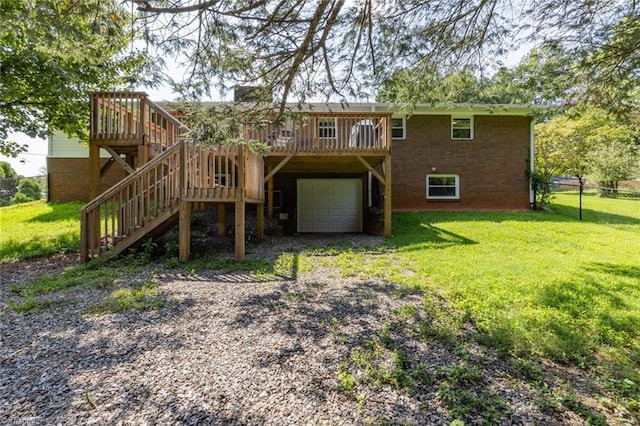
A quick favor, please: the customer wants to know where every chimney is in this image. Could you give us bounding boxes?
[233,86,271,102]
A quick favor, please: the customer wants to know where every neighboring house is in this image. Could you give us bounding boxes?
[47,92,534,262]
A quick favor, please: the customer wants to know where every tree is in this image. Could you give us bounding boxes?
[0,161,19,205]
[588,124,640,194]
[0,161,18,179]
[0,0,157,157]
[11,177,42,204]
[129,0,637,111]
[377,44,573,107]
[534,107,640,200]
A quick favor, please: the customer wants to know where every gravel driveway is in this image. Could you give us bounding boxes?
[1,235,578,425]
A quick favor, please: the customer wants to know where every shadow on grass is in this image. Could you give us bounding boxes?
[502,262,640,368]
[549,192,640,225]
[387,212,478,250]
[585,262,640,280]
[26,202,83,223]
[549,204,640,225]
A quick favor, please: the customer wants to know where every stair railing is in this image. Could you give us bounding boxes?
[80,143,182,260]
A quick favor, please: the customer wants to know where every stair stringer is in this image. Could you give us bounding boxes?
[81,143,183,261]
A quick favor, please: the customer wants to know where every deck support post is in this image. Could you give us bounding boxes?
[138,144,149,168]
[235,201,245,261]
[179,201,191,262]
[89,143,101,199]
[217,204,226,238]
[267,165,274,219]
[384,154,392,238]
[256,203,264,239]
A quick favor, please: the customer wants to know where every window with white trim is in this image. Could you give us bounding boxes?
[391,117,405,139]
[318,118,337,139]
[451,116,473,140]
[426,174,460,199]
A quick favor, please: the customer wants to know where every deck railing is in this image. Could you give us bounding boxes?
[245,112,392,154]
[90,92,187,150]
[80,143,182,260]
[81,140,265,259]
[182,143,264,202]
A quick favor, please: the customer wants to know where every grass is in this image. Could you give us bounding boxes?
[85,280,165,315]
[386,211,640,366]
[0,201,83,261]
[4,195,639,423]
[323,199,639,422]
[550,190,640,228]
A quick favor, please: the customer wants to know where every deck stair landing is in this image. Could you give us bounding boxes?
[81,92,265,262]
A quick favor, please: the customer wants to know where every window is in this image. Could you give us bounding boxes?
[318,118,337,139]
[426,174,460,199]
[391,117,405,139]
[451,116,473,140]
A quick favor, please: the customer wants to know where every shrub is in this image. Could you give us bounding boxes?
[11,178,42,204]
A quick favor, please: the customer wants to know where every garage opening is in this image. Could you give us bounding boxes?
[297,178,363,233]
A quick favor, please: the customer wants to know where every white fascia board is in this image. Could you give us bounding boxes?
[191,101,540,116]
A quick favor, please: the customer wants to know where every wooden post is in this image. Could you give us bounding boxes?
[179,201,191,262]
[257,203,264,239]
[80,208,88,262]
[217,203,226,238]
[267,165,274,219]
[384,154,392,238]
[235,201,245,261]
[138,144,149,168]
[178,140,190,262]
[89,143,101,199]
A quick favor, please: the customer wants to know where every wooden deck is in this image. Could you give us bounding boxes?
[251,112,392,237]
[246,112,391,155]
[82,92,392,263]
[83,93,265,262]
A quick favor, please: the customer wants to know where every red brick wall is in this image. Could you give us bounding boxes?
[47,158,128,203]
[392,114,532,210]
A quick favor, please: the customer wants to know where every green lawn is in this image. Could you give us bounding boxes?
[550,190,640,228]
[324,199,639,420]
[3,196,639,422]
[386,210,639,365]
[0,201,83,261]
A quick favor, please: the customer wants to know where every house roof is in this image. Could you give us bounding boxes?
[192,100,538,116]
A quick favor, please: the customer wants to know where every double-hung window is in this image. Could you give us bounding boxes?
[451,116,473,140]
[426,174,460,199]
[318,118,337,139]
[391,116,406,139]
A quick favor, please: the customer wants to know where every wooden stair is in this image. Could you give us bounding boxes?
[81,92,266,262]
[80,143,183,260]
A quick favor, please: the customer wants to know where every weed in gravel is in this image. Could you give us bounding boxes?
[10,259,119,298]
[337,370,357,395]
[436,360,511,423]
[85,280,164,315]
[509,356,544,383]
[337,321,432,402]
[323,317,348,344]
[8,297,76,314]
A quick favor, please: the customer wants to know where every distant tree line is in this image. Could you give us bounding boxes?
[0,161,43,206]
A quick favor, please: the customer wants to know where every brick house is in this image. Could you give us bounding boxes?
[46,93,534,261]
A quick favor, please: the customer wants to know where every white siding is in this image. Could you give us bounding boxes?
[48,130,110,158]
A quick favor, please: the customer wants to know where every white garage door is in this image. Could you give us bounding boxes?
[297,179,363,233]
